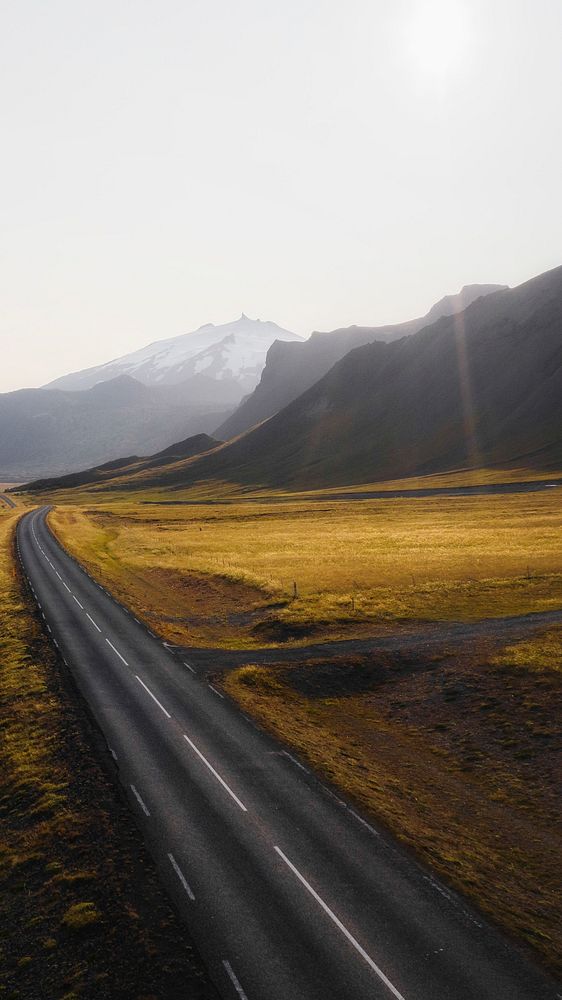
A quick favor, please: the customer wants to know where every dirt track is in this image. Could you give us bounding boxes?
[174,606,562,675]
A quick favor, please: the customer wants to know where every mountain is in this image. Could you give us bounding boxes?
[216,284,506,439]
[40,265,560,493]
[0,375,233,481]
[422,284,506,325]
[151,433,220,461]
[46,315,303,395]
[24,433,222,492]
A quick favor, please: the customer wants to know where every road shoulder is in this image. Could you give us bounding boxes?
[0,509,216,1000]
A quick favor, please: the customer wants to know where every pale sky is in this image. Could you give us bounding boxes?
[1,0,561,392]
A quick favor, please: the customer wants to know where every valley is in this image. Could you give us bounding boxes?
[38,480,562,975]
[4,6,561,996]
[5,263,562,994]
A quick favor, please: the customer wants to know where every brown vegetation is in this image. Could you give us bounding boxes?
[223,632,562,974]
[0,507,214,999]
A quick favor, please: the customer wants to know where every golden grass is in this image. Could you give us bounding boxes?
[62,902,102,931]
[492,626,562,672]
[38,490,562,971]
[48,490,562,647]
[0,508,74,835]
[0,506,89,978]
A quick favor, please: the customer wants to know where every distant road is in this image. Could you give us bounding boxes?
[298,478,562,502]
[143,478,562,505]
[0,493,16,508]
[17,507,560,1000]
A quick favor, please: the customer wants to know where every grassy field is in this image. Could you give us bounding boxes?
[44,489,562,972]
[0,504,214,998]
[492,625,562,671]
[48,490,562,647]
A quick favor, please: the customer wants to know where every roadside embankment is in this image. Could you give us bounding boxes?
[222,634,562,976]
[0,507,215,1000]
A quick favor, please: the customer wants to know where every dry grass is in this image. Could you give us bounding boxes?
[39,491,562,973]
[48,491,562,647]
[0,506,213,998]
[223,634,562,974]
[61,903,102,931]
[492,626,562,672]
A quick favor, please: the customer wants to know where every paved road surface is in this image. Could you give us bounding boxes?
[17,507,560,1000]
[0,493,16,508]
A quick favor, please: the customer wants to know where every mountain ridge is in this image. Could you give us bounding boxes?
[34,264,560,493]
[46,315,303,395]
[207,266,562,488]
[216,284,507,439]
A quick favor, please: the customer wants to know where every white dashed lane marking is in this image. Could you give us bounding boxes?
[105,639,128,666]
[168,852,195,900]
[223,959,249,1000]
[274,846,406,1000]
[86,613,102,633]
[183,735,247,813]
[136,675,171,719]
[130,784,150,817]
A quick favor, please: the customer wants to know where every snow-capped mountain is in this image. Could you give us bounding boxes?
[46,315,304,394]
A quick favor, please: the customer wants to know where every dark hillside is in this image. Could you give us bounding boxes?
[25,433,222,491]
[0,375,232,481]
[26,266,561,493]
[131,265,562,489]
[217,284,506,439]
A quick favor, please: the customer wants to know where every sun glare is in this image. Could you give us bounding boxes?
[406,0,470,77]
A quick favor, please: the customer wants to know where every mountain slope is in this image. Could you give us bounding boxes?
[47,315,303,395]
[65,265,561,492]
[25,434,222,491]
[0,376,232,481]
[217,284,506,439]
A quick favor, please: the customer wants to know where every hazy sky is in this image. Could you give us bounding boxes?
[1,0,561,392]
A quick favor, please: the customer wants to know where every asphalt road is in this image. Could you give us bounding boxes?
[0,493,16,508]
[17,507,560,1000]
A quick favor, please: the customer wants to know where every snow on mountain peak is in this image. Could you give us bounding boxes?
[45,315,304,394]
